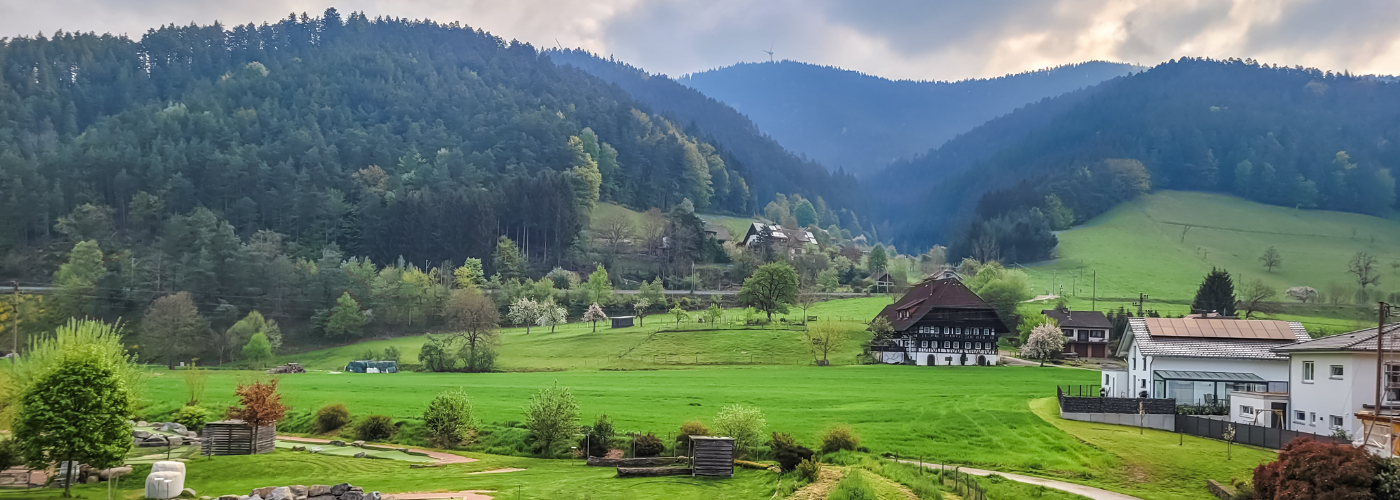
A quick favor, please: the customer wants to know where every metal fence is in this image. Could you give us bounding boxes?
[1175,414,1348,450]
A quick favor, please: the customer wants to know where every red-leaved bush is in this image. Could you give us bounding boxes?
[1253,437,1375,500]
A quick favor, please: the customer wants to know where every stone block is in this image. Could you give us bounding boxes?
[330,483,351,496]
[353,452,367,458]
[144,471,185,499]
[340,492,364,500]
[308,485,331,497]
[152,462,186,474]
[252,486,277,498]
[266,486,293,500]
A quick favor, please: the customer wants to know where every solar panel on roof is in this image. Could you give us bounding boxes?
[1146,318,1295,340]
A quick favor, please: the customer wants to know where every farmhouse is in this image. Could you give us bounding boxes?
[1103,317,1306,404]
[1042,308,1113,358]
[871,270,1010,366]
[1272,323,1400,442]
[739,222,816,254]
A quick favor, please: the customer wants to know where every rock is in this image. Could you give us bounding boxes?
[85,476,98,484]
[340,492,364,500]
[252,486,277,498]
[329,440,346,446]
[266,486,293,500]
[309,446,323,454]
[290,445,305,452]
[289,485,308,498]
[134,430,152,439]
[99,466,133,480]
[330,483,351,496]
[395,448,407,453]
[364,493,381,500]
[249,496,264,500]
[167,436,185,447]
[185,430,200,438]
[351,440,365,447]
[160,422,189,434]
[352,452,367,458]
[218,495,241,500]
[308,496,335,500]
[138,421,149,427]
[183,488,198,497]
[308,485,332,497]
[152,461,186,474]
[145,471,185,499]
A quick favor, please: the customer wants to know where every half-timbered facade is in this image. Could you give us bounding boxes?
[872,270,1011,366]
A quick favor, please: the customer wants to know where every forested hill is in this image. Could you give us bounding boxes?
[872,58,1400,256]
[678,60,1139,175]
[546,49,865,216]
[0,11,764,271]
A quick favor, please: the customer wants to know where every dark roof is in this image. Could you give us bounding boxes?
[876,276,1000,331]
[1273,323,1400,353]
[1042,309,1113,329]
[1154,370,1267,382]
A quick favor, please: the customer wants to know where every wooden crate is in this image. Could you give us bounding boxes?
[200,420,276,456]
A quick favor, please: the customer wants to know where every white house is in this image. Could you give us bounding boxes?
[1272,324,1397,441]
[1111,317,1307,406]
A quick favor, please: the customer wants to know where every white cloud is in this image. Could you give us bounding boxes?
[0,0,1395,80]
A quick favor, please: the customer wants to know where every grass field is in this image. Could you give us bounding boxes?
[1023,191,1400,332]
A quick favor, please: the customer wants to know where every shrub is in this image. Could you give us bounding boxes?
[713,405,766,458]
[1374,457,1400,500]
[821,425,859,453]
[423,390,476,448]
[355,415,396,442]
[676,420,710,442]
[634,433,664,457]
[1231,476,1256,500]
[769,432,815,472]
[1253,437,1375,500]
[579,414,615,457]
[383,346,402,363]
[173,406,209,432]
[314,404,352,434]
[796,456,821,482]
[0,437,17,471]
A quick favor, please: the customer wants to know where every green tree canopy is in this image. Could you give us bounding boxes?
[1191,268,1237,317]
[241,332,273,368]
[739,262,800,321]
[326,292,366,338]
[524,382,579,457]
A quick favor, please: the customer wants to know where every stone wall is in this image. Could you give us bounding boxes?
[1059,396,1175,414]
[219,483,383,500]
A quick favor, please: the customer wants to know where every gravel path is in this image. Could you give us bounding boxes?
[893,460,1143,500]
[277,435,477,464]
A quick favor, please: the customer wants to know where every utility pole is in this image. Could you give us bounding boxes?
[1135,293,1149,317]
[1091,271,1097,311]
[1375,302,1393,419]
[10,280,17,359]
[1072,273,1077,297]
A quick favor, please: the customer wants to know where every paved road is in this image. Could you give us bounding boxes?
[893,460,1143,500]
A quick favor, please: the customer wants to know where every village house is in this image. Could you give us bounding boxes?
[739,222,817,255]
[1268,324,1400,449]
[1102,317,1306,404]
[1042,308,1113,358]
[871,270,1010,366]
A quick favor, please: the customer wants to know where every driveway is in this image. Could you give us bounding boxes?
[892,460,1143,500]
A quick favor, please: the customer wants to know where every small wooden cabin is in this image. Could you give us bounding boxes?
[610,316,635,329]
[201,420,276,456]
[689,436,735,478]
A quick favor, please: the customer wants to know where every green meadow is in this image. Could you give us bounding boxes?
[1022,191,1400,332]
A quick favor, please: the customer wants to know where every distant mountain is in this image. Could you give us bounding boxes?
[870,58,1400,252]
[547,49,866,219]
[678,60,1140,175]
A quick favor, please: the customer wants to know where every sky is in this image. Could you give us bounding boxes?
[2,0,1398,81]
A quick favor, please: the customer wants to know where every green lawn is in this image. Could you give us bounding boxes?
[1023,191,1400,331]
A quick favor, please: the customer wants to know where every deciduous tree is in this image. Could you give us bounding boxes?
[537,303,567,333]
[1260,246,1282,272]
[1349,252,1381,291]
[50,240,105,321]
[524,382,579,457]
[805,321,846,365]
[670,305,689,328]
[141,291,207,369]
[583,303,608,332]
[712,404,766,458]
[632,298,651,327]
[443,289,500,372]
[325,292,366,338]
[225,378,288,446]
[1019,321,1065,367]
[1238,279,1278,319]
[15,346,133,497]
[423,389,477,448]
[586,264,614,305]
[509,298,542,335]
[739,263,800,321]
[241,332,273,368]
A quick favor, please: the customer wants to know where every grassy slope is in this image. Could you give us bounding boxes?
[1023,191,1400,332]
[590,201,756,242]
[1029,397,1274,500]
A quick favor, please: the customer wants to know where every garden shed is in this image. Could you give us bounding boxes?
[200,420,276,456]
[689,436,735,478]
[610,316,635,329]
[344,360,398,373]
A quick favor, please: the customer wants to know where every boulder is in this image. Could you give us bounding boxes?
[340,492,364,500]
[395,448,408,453]
[152,461,186,474]
[308,485,332,497]
[252,486,277,498]
[351,440,365,447]
[249,496,264,500]
[289,485,308,498]
[185,431,201,438]
[134,430,152,439]
[308,496,336,500]
[290,446,306,452]
[352,452,367,458]
[167,436,185,447]
[99,466,133,480]
[330,483,351,496]
[218,496,241,500]
[161,422,189,434]
[145,471,185,499]
[364,493,381,500]
[138,421,149,427]
[309,446,323,454]
[329,440,346,447]
[266,486,293,500]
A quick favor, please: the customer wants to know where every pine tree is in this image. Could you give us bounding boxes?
[1191,268,1237,317]
[326,292,365,338]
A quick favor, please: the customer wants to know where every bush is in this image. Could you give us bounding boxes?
[1374,458,1400,500]
[355,415,396,442]
[634,433,664,457]
[796,456,821,482]
[423,390,476,448]
[383,346,402,363]
[314,404,352,434]
[821,425,860,454]
[1231,476,1256,500]
[173,406,209,432]
[1254,437,1375,499]
[713,405,766,458]
[0,438,17,472]
[677,420,710,443]
[579,414,614,457]
[769,432,815,472]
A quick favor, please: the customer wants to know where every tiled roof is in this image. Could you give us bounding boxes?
[876,276,1002,332]
[1273,323,1400,353]
[1126,318,1308,360]
[1042,309,1113,329]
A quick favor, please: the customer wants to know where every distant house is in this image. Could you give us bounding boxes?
[1042,308,1113,358]
[703,223,732,244]
[1271,324,1400,442]
[1102,317,1306,402]
[868,271,894,293]
[740,222,816,254]
[871,272,1010,366]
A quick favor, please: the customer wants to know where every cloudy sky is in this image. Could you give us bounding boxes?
[2,0,1397,81]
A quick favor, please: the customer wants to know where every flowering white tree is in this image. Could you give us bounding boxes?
[509,298,542,335]
[632,298,650,327]
[536,303,568,333]
[1019,321,1065,367]
[583,302,608,332]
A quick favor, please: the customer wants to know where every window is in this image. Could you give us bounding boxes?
[921,341,928,348]
[964,342,972,349]
[1303,361,1315,382]
[1331,415,1344,427]
[1240,405,1254,416]
[1063,329,1075,337]
[1331,365,1344,379]
[975,342,983,350]
[1132,357,1136,370]
[1089,330,1106,339]
[943,341,951,349]
[1140,379,1146,388]
[932,326,941,334]
[1309,412,1317,426]
[956,327,963,335]
[1295,410,1306,422]
[1104,374,1110,384]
